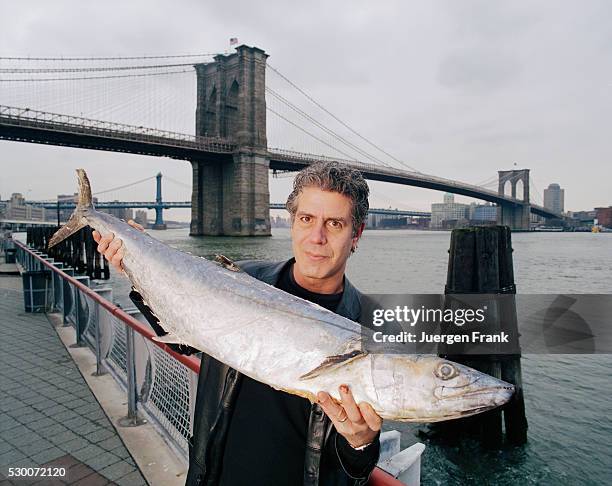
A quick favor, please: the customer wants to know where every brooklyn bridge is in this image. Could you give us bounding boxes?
[0,45,564,234]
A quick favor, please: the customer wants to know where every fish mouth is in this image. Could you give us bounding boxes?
[389,404,502,423]
[390,396,514,422]
[426,404,502,422]
[435,384,515,401]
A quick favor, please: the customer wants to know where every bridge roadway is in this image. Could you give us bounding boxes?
[0,105,562,220]
[27,201,431,218]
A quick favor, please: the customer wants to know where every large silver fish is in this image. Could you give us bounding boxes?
[49,169,514,422]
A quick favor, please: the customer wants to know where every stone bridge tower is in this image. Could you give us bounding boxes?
[497,169,531,230]
[190,45,271,236]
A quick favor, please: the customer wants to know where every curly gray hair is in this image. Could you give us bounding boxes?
[286,161,370,236]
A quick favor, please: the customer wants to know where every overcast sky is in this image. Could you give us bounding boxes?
[1,0,610,220]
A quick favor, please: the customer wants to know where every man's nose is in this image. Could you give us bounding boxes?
[308,222,327,244]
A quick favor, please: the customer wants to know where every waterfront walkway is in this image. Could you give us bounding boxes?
[0,271,147,485]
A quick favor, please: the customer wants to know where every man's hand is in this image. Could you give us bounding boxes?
[317,384,382,449]
[92,220,144,273]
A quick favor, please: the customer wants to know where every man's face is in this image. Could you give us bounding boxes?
[291,187,362,288]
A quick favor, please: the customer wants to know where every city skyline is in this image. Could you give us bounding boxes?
[1,1,611,217]
[0,177,600,225]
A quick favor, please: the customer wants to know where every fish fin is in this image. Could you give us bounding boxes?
[300,350,367,380]
[152,333,184,345]
[48,168,95,249]
[214,254,241,272]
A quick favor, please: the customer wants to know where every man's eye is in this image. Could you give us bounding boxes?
[300,216,311,223]
[328,220,342,229]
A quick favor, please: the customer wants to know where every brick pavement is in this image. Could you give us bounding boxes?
[0,273,148,486]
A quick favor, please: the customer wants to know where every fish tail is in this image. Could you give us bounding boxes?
[48,168,94,249]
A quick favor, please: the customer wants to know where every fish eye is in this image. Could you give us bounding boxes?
[435,362,458,380]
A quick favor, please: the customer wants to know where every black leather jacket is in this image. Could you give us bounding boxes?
[131,258,379,486]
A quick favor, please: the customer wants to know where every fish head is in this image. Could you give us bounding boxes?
[370,355,515,422]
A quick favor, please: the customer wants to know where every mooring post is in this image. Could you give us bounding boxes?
[496,226,528,445]
[85,229,95,278]
[443,225,527,446]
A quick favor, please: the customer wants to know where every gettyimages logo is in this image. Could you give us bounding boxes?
[361,294,612,355]
[371,305,487,327]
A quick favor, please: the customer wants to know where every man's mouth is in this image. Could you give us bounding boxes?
[305,252,328,261]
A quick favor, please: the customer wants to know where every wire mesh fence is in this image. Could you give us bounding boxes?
[15,242,196,462]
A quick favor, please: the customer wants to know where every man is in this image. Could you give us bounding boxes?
[93,161,382,485]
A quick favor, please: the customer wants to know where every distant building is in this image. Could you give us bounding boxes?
[57,194,77,222]
[595,206,612,229]
[99,202,133,222]
[468,202,497,224]
[3,193,46,221]
[431,193,468,229]
[271,214,290,228]
[367,212,384,228]
[569,210,596,225]
[134,210,149,228]
[543,183,565,214]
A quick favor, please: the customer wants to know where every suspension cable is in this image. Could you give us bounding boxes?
[267,64,420,173]
[0,69,194,82]
[164,175,191,189]
[0,53,218,61]
[0,63,200,74]
[266,87,394,169]
[93,176,156,196]
[267,106,360,162]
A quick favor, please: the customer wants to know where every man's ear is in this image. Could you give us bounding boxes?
[351,223,365,253]
[354,222,365,241]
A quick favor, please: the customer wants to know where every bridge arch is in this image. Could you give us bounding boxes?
[502,179,512,197]
[224,80,239,138]
[515,178,524,201]
[497,169,531,230]
[203,87,218,136]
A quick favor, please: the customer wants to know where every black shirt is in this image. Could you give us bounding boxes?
[218,264,343,486]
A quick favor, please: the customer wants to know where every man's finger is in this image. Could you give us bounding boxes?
[103,238,122,262]
[127,220,145,232]
[339,385,364,424]
[317,391,345,425]
[92,231,101,243]
[359,402,383,432]
[97,235,113,254]
[110,249,125,272]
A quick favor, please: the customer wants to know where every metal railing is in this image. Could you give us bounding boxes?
[0,105,237,154]
[13,240,410,485]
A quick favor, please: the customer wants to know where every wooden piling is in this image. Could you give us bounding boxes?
[27,226,109,281]
[442,225,528,446]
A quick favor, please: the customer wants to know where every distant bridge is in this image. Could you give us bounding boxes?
[31,201,431,218]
